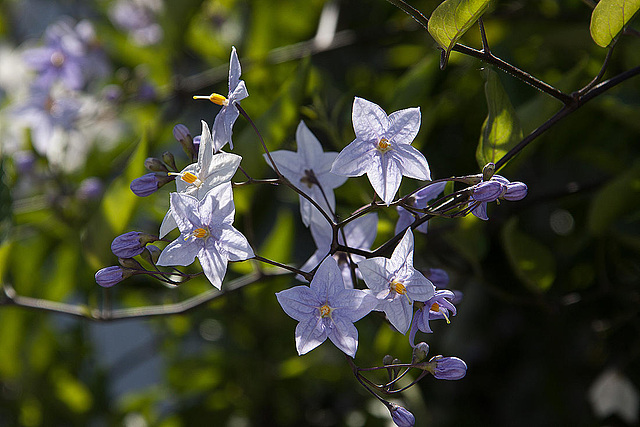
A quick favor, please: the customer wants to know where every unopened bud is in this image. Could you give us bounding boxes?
[140,245,162,264]
[162,151,177,171]
[503,182,528,201]
[118,257,143,270]
[144,157,169,173]
[130,173,175,197]
[383,354,394,366]
[482,162,495,181]
[412,342,429,362]
[173,124,196,160]
[428,355,467,380]
[389,403,415,427]
[111,231,158,258]
[472,180,504,202]
[95,266,128,287]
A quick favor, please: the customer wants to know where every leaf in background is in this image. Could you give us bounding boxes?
[428,0,492,65]
[502,218,556,293]
[476,69,523,169]
[587,160,640,235]
[590,0,640,47]
[102,134,148,234]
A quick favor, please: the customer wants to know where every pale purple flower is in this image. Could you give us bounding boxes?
[157,184,254,289]
[395,181,446,234]
[275,256,378,357]
[410,289,457,337]
[109,0,163,46]
[209,47,248,151]
[357,229,435,334]
[331,97,431,205]
[267,121,347,226]
[159,121,242,238]
[300,214,378,288]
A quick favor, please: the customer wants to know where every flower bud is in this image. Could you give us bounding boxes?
[140,244,161,264]
[383,354,394,366]
[95,266,124,287]
[118,257,143,270]
[426,268,449,289]
[389,403,415,427]
[162,151,177,171]
[130,173,174,197]
[173,124,196,160]
[471,180,504,202]
[482,162,495,181]
[503,182,528,201]
[412,342,429,362]
[111,231,157,258]
[429,355,467,380]
[144,157,169,173]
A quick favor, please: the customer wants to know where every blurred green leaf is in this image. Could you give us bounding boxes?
[258,208,294,268]
[102,135,148,235]
[502,218,556,293]
[587,160,640,235]
[428,0,492,65]
[590,0,640,47]
[52,369,93,414]
[476,69,523,169]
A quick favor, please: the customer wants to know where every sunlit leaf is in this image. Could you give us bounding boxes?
[476,69,523,169]
[587,160,640,235]
[428,0,492,65]
[502,218,556,293]
[590,0,640,47]
[52,369,93,413]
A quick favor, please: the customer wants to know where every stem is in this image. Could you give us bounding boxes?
[252,255,313,282]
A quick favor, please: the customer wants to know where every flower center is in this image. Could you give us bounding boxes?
[193,93,229,106]
[319,304,333,318]
[50,51,65,67]
[168,171,203,187]
[390,279,406,295]
[299,169,318,189]
[430,302,450,323]
[376,138,392,153]
[185,226,210,241]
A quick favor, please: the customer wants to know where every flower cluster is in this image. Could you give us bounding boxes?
[95,46,531,426]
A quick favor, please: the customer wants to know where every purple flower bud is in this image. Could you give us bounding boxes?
[503,182,528,201]
[471,180,504,202]
[173,124,191,143]
[162,151,177,171]
[173,124,196,160]
[426,268,449,289]
[140,244,161,264]
[130,173,173,197]
[389,404,415,427]
[111,231,157,258]
[95,266,124,287]
[430,356,467,380]
[144,157,169,173]
[77,177,103,200]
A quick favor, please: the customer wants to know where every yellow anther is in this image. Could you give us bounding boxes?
[193,93,228,106]
[185,227,210,241]
[319,304,333,318]
[376,138,392,153]
[168,171,202,187]
[430,302,450,324]
[390,279,406,295]
[430,302,440,312]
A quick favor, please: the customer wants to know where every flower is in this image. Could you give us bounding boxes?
[275,256,378,357]
[194,47,248,151]
[108,0,163,46]
[357,229,435,334]
[267,121,347,226]
[411,289,457,335]
[130,172,174,197]
[331,97,431,205]
[395,181,446,235]
[156,184,254,289]
[159,121,242,238]
[95,266,132,287]
[300,213,378,288]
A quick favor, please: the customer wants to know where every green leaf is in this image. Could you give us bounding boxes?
[428,0,492,65]
[476,69,523,169]
[502,218,556,293]
[590,0,640,47]
[587,160,640,235]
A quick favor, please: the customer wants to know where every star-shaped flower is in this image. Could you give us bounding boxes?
[300,213,378,288]
[159,120,241,238]
[357,229,435,334]
[276,256,378,357]
[331,97,431,205]
[157,184,254,289]
[267,121,347,226]
[395,181,446,235]
[194,46,248,151]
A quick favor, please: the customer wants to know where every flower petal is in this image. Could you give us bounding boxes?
[386,107,420,145]
[328,316,359,357]
[198,245,228,289]
[276,285,319,321]
[157,238,199,267]
[352,97,388,142]
[295,316,327,355]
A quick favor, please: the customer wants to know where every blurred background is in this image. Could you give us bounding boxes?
[0,0,639,425]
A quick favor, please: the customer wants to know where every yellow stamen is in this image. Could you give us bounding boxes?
[185,227,210,241]
[390,279,406,295]
[430,302,450,324]
[193,93,228,106]
[319,304,333,318]
[376,138,392,153]
[168,171,202,187]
